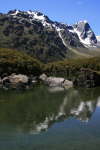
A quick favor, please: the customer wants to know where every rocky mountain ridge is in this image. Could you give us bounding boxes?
[7,10,99,47]
[0,10,100,62]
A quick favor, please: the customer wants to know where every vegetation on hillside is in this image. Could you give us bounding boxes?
[0,47,100,79]
[44,57,100,79]
[0,48,42,76]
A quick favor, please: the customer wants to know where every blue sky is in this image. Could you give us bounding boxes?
[0,0,100,35]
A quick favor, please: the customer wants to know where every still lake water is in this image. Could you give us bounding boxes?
[0,85,100,150]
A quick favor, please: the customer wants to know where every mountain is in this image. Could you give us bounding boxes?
[0,10,99,63]
[72,21,97,47]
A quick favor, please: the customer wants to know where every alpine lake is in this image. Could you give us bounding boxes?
[0,85,100,150]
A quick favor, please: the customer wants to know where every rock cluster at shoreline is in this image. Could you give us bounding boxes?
[0,74,37,90]
[0,68,100,90]
[0,73,73,90]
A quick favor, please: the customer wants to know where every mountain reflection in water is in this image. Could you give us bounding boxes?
[0,86,100,134]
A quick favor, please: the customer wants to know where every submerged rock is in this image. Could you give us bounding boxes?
[48,87,65,93]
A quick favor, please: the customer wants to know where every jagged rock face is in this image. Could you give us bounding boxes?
[60,29,84,47]
[73,21,97,46]
[8,10,54,27]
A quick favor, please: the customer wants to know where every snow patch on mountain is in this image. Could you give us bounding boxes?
[10,10,19,16]
[8,10,52,28]
[96,36,100,47]
[57,28,67,47]
[96,36,100,42]
[27,11,45,21]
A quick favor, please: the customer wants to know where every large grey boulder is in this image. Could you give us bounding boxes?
[39,74,73,88]
[46,77,65,87]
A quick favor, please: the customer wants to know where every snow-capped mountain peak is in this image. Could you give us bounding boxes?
[7,10,99,48]
[27,11,45,21]
[73,21,97,47]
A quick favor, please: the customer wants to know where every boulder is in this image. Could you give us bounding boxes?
[10,74,28,83]
[2,74,29,89]
[39,74,47,81]
[46,77,65,87]
[3,74,28,84]
[39,74,73,88]
[62,80,73,89]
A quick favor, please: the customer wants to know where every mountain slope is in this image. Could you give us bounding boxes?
[0,10,99,63]
[0,10,68,63]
